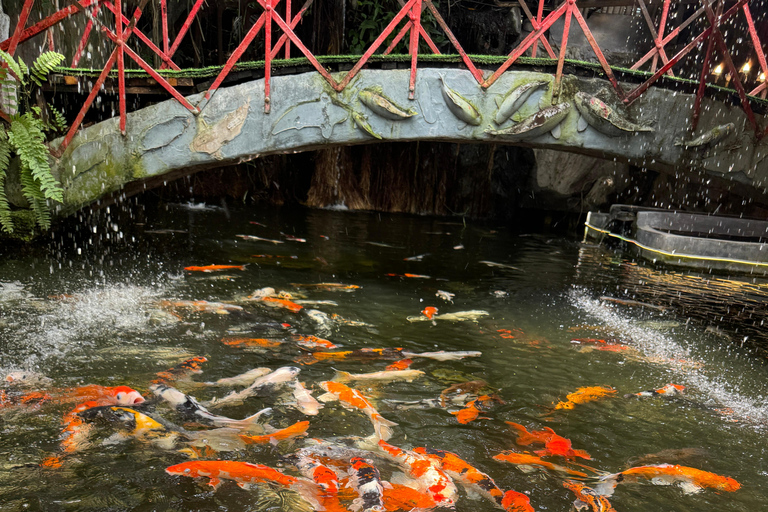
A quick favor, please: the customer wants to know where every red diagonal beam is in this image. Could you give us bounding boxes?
[691,1,721,133]
[384,21,411,55]
[1,0,105,52]
[483,1,568,89]
[424,0,483,84]
[631,3,706,72]
[553,2,573,99]
[571,7,625,100]
[162,0,206,69]
[408,0,423,99]
[743,4,768,99]
[637,0,673,77]
[103,1,180,70]
[7,0,35,56]
[71,3,101,67]
[518,0,556,59]
[270,0,313,60]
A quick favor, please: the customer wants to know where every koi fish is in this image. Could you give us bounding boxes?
[286,450,341,495]
[555,386,617,410]
[236,234,284,244]
[385,359,413,371]
[166,460,321,508]
[404,253,429,261]
[377,439,458,508]
[39,384,146,407]
[626,383,685,398]
[563,480,616,512]
[302,348,406,365]
[257,296,304,313]
[289,380,323,415]
[290,283,361,292]
[348,457,386,512]
[451,395,503,424]
[158,300,244,314]
[153,356,208,385]
[205,367,272,387]
[386,273,431,279]
[595,464,741,496]
[414,447,510,509]
[207,366,301,409]
[150,383,272,430]
[79,405,185,450]
[240,420,309,445]
[493,452,588,477]
[4,370,53,388]
[282,234,307,242]
[292,334,338,350]
[440,380,491,406]
[184,264,248,272]
[421,307,438,320]
[436,290,455,303]
[506,422,591,460]
[318,381,398,441]
[404,349,482,361]
[406,311,489,323]
[332,369,425,383]
[383,483,437,511]
[221,337,283,349]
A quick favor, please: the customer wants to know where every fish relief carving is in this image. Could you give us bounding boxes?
[190,102,250,158]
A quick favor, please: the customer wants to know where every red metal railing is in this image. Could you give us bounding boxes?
[1,0,767,155]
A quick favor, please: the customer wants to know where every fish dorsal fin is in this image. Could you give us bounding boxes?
[678,481,703,494]
[551,124,562,140]
[578,115,588,132]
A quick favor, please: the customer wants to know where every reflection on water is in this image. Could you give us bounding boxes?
[0,203,766,512]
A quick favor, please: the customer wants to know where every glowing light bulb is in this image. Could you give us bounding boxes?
[741,61,751,75]
[712,63,723,75]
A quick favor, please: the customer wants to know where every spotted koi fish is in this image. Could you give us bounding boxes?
[348,457,386,512]
[506,422,591,460]
[318,381,397,441]
[258,296,304,313]
[554,386,617,410]
[292,334,337,349]
[493,452,587,477]
[377,440,457,508]
[301,347,405,365]
[153,356,208,385]
[628,383,685,398]
[563,480,616,512]
[221,337,283,348]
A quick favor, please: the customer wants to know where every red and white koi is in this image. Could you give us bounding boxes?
[348,456,387,512]
[318,381,398,441]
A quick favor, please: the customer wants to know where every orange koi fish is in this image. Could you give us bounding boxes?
[240,420,309,445]
[386,359,413,371]
[383,483,437,511]
[628,383,685,398]
[563,480,616,512]
[38,384,146,407]
[555,386,617,410]
[501,490,535,512]
[221,337,283,348]
[440,380,491,406]
[506,422,591,460]
[259,296,304,313]
[377,440,457,508]
[422,307,438,320]
[287,451,348,512]
[184,264,247,272]
[348,457,386,512]
[303,347,405,365]
[451,395,503,424]
[318,381,397,441]
[386,273,431,279]
[595,464,741,496]
[59,400,101,453]
[153,356,208,385]
[492,452,588,478]
[292,334,337,349]
[0,389,51,410]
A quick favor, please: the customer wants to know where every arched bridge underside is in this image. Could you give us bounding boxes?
[53,67,768,216]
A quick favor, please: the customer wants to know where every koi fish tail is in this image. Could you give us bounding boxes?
[372,415,398,442]
[592,474,619,497]
[572,449,592,460]
[221,407,273,430]
[332,370,352,383]
[290,479,325,511]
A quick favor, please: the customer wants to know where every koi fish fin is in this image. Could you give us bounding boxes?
[224,407,274,430]
[332,370,352,383]
[551,124,562,140]
[494,96,501,108]
[572,499,590,511]
[577,115,588,132]
[237,482,254,490]
[593,476,618,497]
[290,479,324,511]
[678,481,703,495]
[207,477,223,490]
[317,392,338,403]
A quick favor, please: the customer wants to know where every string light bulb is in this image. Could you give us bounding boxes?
[712,63,724,75]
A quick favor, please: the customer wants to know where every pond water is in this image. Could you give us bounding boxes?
[1,201,767,512]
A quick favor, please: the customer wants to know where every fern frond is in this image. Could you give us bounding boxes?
[0,49,24,86]
[30,52,65,87]
[0,128,12,233]
[19,164,50,230]
[8,113,62,203]
[48,104,67,133]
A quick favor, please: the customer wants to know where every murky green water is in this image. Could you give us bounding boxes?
[1,202,767,511]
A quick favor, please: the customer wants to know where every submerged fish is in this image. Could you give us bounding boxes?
[153,356,208,385]
[675,123,734,149]
[486,102,571,140]
[236,234,284,244]
[205,367,273,387]
[506,422,591,459]
[479,260,523,271]
[385,359,413,371]
[158,300,244,315]
[221,337,283,349]
[240,420,309,445]
[493,452,587,477]
[184,264,248,272]
[207,366,301,409]
[332,369,425,383]
[439,75,482,126]
[4,370,53,388]
[406,311,489,323]
[359,86,417,120]
[403,350,482,361]
[318,381,398,441]
[289,380,323,416]
[436,290,455,303]
[494,79,549,125]
[595,464,740,496]
[554,386,616,410]
[256,296,304,313]
[440,380,491,406]
[421,306,438,320]
[292,334,337,350]
[626,383,685,398]
[563,480,616,512]
[574,91,653,137]
[291,283,361,292]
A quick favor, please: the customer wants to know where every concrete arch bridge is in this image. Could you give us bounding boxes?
[2,0,768,217]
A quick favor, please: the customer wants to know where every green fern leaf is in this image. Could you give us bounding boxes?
[0,49,24,86]
[30,52,65,87]
[8,113,62,203]
[0,129,12,233]
[48,104,67,133]
[19,164,50,230]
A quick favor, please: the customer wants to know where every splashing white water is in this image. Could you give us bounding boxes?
[570,287,768,428]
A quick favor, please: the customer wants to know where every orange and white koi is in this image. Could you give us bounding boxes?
[153,356,208,385]
[220,337,283,349]
[563,480,616,512]
[383,483,437,511]
[184,264,248,272]
[150,383,272,429]
[554,386,617,410]
[289,380,323,415]
[158,300,243,315]
[258,296,304,313]
[287,450,342,495]
[501,490,535,512]
[292,334,337,349]
[333,369,425,383]
[386,273,431,279]
[440,380,490,406]
[377,439,457,508]
[166,460,321,508]
[207,366,301,409]
[240,420,309,445]
[348,457,386,512]
[506,422,591,460]
[301,348,406,365]
[422,306,438,320]
[492,452,588,478]
[628,383,685,398]
[385,359,413,371]
[318,381,398,441]
[594,464,741,496]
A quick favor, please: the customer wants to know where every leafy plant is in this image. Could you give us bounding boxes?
[0,49,66,233]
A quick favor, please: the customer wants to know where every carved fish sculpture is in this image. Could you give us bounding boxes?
[574,91,653,137]
[674,123,734,149]
[486,102,571,140]
[352,111,383,139]
[494,80,549,125]
[359,87,417,120]
[439,75,482,126]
